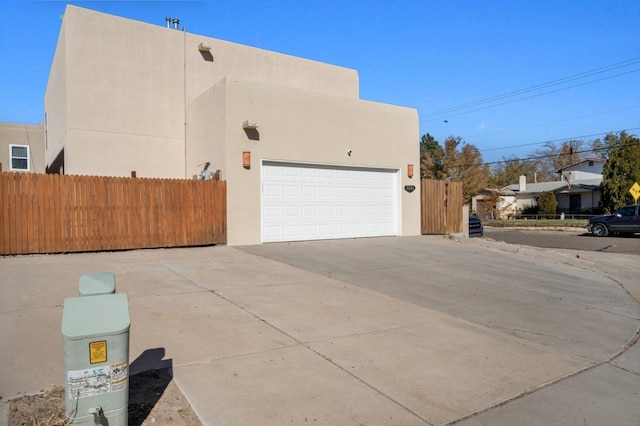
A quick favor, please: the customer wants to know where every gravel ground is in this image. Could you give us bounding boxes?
[7,368,201,425]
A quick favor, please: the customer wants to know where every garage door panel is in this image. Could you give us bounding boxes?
[283,206,300,217]
[301,185,318,197]
[319,186,335,197]
[319,204,335,213]
[282,185,300,197]
[336,206,350,216]
[262,162,398,242]
[284,167,301,177]
[263,205,281,218]
[300,206,317,217]
[283,225,302,237]
[300,168,317,178]
[336,187,350,198]
[263,183,281,197]
[302,224,318,236]
[318,168,335,178]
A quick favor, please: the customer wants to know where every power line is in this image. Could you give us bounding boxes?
[447,132,640,169]
[478,127,640,154]
[421,67,640,123]
[421,56,640,118]
[420,56,640,123]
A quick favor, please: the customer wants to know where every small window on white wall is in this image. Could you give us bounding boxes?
[10,145,30,171]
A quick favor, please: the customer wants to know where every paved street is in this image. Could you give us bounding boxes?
[484,228,640,255]
[2,235,639,425]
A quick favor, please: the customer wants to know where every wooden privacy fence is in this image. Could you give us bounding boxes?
[421,178,463,235]
[1,172,227,255]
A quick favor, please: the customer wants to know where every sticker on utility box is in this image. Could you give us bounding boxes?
[89,340,107,364]
[67,361,128,399]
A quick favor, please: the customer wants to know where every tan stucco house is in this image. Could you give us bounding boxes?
[0,122,45,174]
[44,5,420,245]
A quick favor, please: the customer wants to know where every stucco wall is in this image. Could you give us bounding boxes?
[187,79,229,180]
[44,19,68,170]
[45,5,360,178]
[210,78,420,245]
[0,122,45,173]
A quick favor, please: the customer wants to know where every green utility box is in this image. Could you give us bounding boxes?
[61,293,130,425]
[78,273,116,297]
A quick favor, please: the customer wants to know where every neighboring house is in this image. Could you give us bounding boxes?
[44,5,420,245]
[0,122,45,173]
[473,159,604,218]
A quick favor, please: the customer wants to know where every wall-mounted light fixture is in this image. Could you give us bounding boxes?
[198,42,211,52]
[242,121,260,141]
[242,151,251,169]
[407,164,414,178]
[242,120,260,130]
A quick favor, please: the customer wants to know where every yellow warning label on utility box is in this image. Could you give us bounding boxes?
[89,341,107,364]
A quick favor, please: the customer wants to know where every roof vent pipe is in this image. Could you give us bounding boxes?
[165,17,171,28]
[173,18,180,29]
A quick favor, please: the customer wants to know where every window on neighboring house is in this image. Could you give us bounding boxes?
[588,161,594,166]
[10,145,30,171]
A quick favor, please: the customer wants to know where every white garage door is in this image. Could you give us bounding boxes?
[262,162,398,242]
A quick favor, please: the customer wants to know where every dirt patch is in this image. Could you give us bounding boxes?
[7,368,201,425]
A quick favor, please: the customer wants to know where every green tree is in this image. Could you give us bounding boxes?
[600,131,640,212]
[537,191,558,217]
[419,133,445,179]
[589,138,607,160]
[419,134,489,204]
[441,136,490,204]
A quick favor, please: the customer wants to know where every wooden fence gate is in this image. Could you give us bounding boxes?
[1,172,227,255]
[421,178,463,235]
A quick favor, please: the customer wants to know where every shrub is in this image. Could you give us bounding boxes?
[537,191,558,218]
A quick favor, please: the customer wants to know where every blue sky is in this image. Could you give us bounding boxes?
[1,1,639,163]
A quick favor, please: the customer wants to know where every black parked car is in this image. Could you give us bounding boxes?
[587,205,640,237]
[469,215,483,237]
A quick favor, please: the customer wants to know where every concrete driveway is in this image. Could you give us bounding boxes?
[1,235,638,425]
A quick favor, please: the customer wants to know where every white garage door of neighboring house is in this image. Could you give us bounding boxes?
[262,162,399,243]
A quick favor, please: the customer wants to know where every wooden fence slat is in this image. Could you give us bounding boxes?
[0,173,5,254]
[49,174,57,253]
[118,177,127,250]
[24,174,32,253]
[1,173,9,253]
[8,173,16,254]
[31,174,40,253]
[22,174,27,253]
[34,174,44,253]
[175,180,185,246]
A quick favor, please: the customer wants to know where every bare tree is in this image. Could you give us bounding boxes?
[532,140,585,181]
[489,156,538,188]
